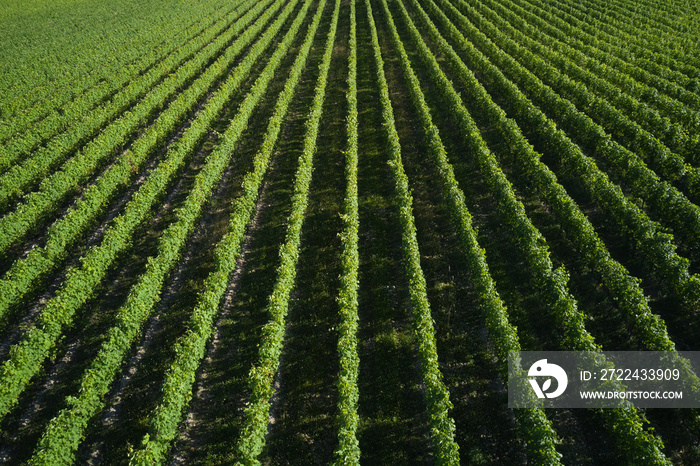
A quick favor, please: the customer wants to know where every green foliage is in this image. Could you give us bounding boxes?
[460,0,700,232]
[523,0,700,103]
[233,1,340,463]
[418,0,686,462]
[0,0,696,463]
[0,0,229,151]
[0,0,267,220]
[427,0,678,354]
[440,0,700,316]
[0,0,292,441]
[0,0,281,328]
[128,0,330,463]
[331,0,361,463]
[368,0,465,462]
[0,0,260,188]
[380,0,560,462]
[478,0,699,165]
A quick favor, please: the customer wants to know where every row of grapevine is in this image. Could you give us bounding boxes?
[127,0,324,458]
[475,0,699,166]
[421,0,679,354]
[501,0,700,133]
[624,0,700,23]
[0,0,277,253]
[232,0,340,462]
[0,0,158,103]
[524,0,700,109]
[427,0,700,408]
[0,0,270,214]
[369,0,460,463]
[27,0,313,461]
[0,0,300,422]
[419,0,700,446]
[0,0,285,328]
[574,0,697,41]
[397,0,588,351]
[435,0,700,315]
[606,0,700,30]
[561,2,698,78]
[0,0,254,176]
[450,0,700,249]
[0,0,222,120]
[467,1,700,207]
[332,0,361,462]
[124,0,324,460]
[393,0,671,463]
[0,0,231,149]
[553,0,700,71]
[518,0,699,90]
[0,0,697,462]
[366,0,562,462]
[438,0,700,438]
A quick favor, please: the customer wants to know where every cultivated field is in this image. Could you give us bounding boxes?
[0,0,699,463]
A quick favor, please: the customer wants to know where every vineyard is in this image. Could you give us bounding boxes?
[0,0,699,463]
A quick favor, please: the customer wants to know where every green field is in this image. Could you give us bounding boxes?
[1,0,699,463]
